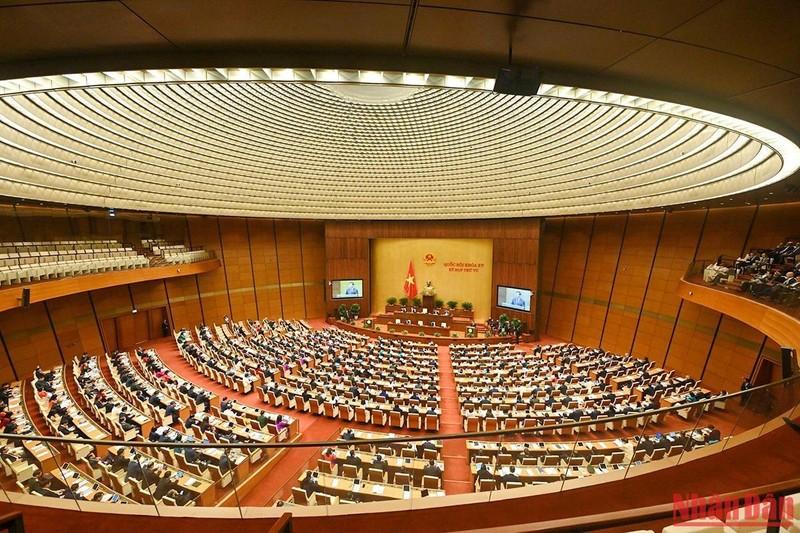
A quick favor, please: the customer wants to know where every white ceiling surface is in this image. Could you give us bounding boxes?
[0,75,797,219]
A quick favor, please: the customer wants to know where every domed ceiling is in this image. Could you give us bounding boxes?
[0,68,797,219]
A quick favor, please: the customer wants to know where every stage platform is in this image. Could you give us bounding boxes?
[329,318,518,346]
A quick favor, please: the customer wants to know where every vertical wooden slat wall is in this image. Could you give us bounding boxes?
[188,217,231,324]
[601,212,663,355]
[631,210,706,360]
[248,219,284,320]
[572,215,626,347]
[537,217,564,330]
[541,203,800,386]
[0,209,328,372]
[300,221,327,320]
[1,201,799,381]
[547,216,594,340]
[219,218,259,320]
[274,221,306,320]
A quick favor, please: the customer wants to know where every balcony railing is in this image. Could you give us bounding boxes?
[0,373,798,518]
[685,257,800,320]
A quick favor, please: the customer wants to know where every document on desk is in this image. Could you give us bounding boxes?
[331,478,339,488]
[372,484,384,495]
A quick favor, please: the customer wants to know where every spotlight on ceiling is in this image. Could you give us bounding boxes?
[493,66,541,96]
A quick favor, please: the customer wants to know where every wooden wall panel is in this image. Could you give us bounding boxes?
[157,214,190,243]
[0,205,328,374]
[219,218,258,320]
[631,210,706,361]
[538,206,776,389]
[0,330,15,383]
[664,301,720,379]
[300,221,327,319]
[164,277,203,330]
[130,280,168,311]
[0,205,23,242]
[759,338,786,383]
[326,219,539,240]
[703,316,764,392]
[491,220,540,332]
[547,216,594,340]
[0,304,62,377]
[744,203,800,250]
[90,285,133,320]
[46,293,104,359]
[325,219,541,329]
[188,217,231,325]
[325,233,370,317]
[16,207,73,241]
[247,219,283,320]
[602,213,663,354]
[1,199,798,387]
[537,217,563,331]
[695,206,757,260]
[572,215,626,347]
[275,221,306,319]
[663,206,755,373]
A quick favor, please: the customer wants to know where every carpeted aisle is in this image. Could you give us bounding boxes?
[436,345,472,494]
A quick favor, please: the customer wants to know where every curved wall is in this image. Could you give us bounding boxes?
[2,200,799,394]
[678,279,800,350]
[539,202,800,393]
[0,203,326,383]
[1,201,799,530]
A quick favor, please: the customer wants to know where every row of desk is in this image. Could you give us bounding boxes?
[298,471,445,503]
[331,447,443,486]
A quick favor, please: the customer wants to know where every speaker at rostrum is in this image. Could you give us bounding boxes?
[493,66,542,96]
[781,347,796,379]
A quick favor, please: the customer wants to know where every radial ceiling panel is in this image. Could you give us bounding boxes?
[0,68,797,219]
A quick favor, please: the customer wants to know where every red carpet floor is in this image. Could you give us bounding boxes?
[17,322,742,507]
[436,344,472,494]
[148,321,529,502]
[137,328,739,506]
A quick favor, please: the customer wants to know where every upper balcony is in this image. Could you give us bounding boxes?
[679,259,800,351]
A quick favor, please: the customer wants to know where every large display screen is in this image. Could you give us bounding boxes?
[497,285,532,312]
[331,279,363,299]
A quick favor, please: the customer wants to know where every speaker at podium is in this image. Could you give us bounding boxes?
[421,280,436,311]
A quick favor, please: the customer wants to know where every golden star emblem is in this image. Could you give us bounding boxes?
[406,275,415,285]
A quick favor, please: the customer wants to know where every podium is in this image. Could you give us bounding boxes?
[422,294,436,311]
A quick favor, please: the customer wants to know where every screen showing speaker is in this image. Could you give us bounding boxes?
[497,285,532,312]
[331,279,363,299]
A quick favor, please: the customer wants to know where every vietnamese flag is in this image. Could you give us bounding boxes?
[403,260,418,299]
